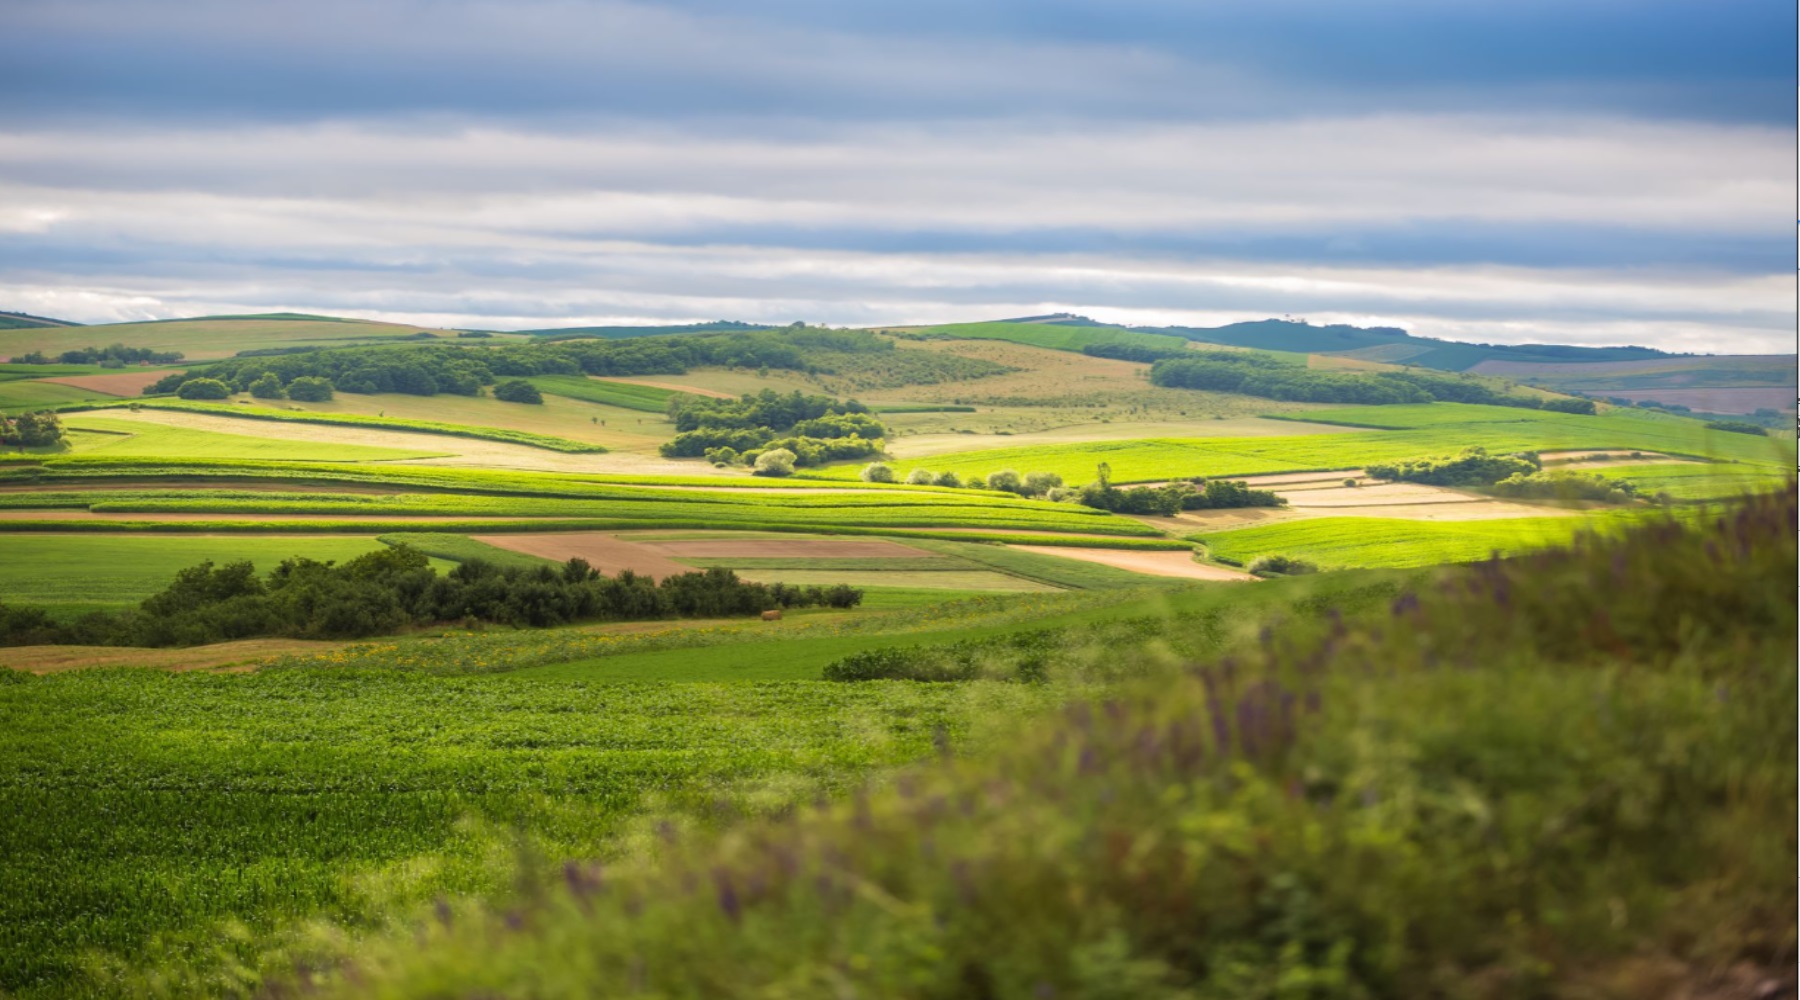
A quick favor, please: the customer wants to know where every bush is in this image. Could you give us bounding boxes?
[906,469,935,485]
[493,379,544,404]
[821,646,978,682]
[0,410,63,448]
[964,475,988,491]
[176,378,232,400]
[1705,420,1767,437]
[753,448,796,477]
[248,373,286,400]
[1247,553,1318,576]
[1022,471,1064,497]
[1540,397,1597,415]
[1343,478,1358,488]
[933,471,962,488]
[285,376,334,402]
[986,470,1024,495]
[860,462,896,483]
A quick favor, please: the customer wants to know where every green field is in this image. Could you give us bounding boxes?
[62,400,611,453]
[0,535,453,617]
[1602,462,1794,501]
[853,403,1795,484]
[1195,511,1659,569]
[528,375,681,412]
[901,320,1194,354]
[0,381,116,412]
[51,417,448,462]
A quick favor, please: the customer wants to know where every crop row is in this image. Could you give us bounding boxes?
[53,400,610,453]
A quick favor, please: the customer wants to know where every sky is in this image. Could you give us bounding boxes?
[0,0,1794,352]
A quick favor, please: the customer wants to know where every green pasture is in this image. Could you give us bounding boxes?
[852,403,1795,484]
[1194,511,1660,569]
[527,375,681,412]
[51,417,447,463]
[0,315,447,361]
[0,381,113,412]
[0,535,453,617]
[1601,462,1793,501]
[61,399,609,453]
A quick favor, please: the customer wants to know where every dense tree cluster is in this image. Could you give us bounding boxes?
[1704,420,1767,436]
[1077,477,1286,516]
[1150,355,1595,412]
[1489,470,1642,504]
[1366,447,1541,487]
[661,389,886,468]
[0,410,63,448]
[0,546,862,648]
[141,329,896,402]
[13,344,184,365]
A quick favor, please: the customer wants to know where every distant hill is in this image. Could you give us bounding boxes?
[1154,319,1671,371]
[0,311,82,330]
[0,313,458,361]
[514,320,777,340]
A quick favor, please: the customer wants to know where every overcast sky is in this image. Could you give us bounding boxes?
[1,0,1793,351]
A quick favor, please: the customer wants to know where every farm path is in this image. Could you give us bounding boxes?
[1010,545,1254,582]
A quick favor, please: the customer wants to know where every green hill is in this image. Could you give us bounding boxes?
[0,311,81,331]
[0,313,457,361]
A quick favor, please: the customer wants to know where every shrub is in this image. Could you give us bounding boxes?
[860,462,896,483]
[1540,397,1597,415]
[1023,471,1064,497]
[822,647,978,682]
[176,378,232,400]
[1705,420,1767,437]
[493,379,544,404]
[933,471,962,488]
[248,373,286,399]
[1247,554,1318,576]
[1343,478,1358,487]
[986,469,1024,495]
[285,376,334,402]
[753,448,796,477]
[0,410,63,448]
[964,475,988,491]
[906,469,935,485]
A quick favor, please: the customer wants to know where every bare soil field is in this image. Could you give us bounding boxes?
[39,369,182,395]
[1,638,343,674]
[637,538,932,559]
[1009,545,1254,582]
[471,532,695,580]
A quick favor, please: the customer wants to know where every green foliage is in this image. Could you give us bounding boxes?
[1489,469,1640,503]
[751,448,795,477]
[247,372,286,399]
[491,379,544,404]
[1705,420,1767,436]
[1196,511,1667,570]
[859,462,895,483]
[175,377,232,400]
[0,410,63,448]
[284,375,333,402]
[1080,342,1189,363]
[1366,446,1540,486]
[12,343,182,365]
[241,488,1795,1000]
[0,547,862,647]
[1246,553,1318,576]
[661,389,885,466]
[1152,354,1549,408]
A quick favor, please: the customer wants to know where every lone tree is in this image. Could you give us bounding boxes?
[860,462,896,483]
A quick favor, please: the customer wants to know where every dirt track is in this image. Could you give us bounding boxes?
[1010,545,1255,582]
[472,532,696,580]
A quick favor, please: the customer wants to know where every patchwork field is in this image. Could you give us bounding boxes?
[1,313,1792,999]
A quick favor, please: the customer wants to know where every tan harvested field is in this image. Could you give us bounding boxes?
[732,569,1057,592]
[594,377,734,399]
[890,417,1359,460]
[637,538,932,559]
[1010,545,1254,582]
[1,638,344,674]
[472,532,695,580]
[39,369,181,395]
[1278,481,1485,508]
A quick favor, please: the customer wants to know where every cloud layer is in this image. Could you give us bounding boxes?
[0,0,1793,350]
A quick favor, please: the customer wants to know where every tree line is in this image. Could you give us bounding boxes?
[13,344,184,366]
[141,329,896,402]
[1150,355,1596,412]
[0,546,862,648]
